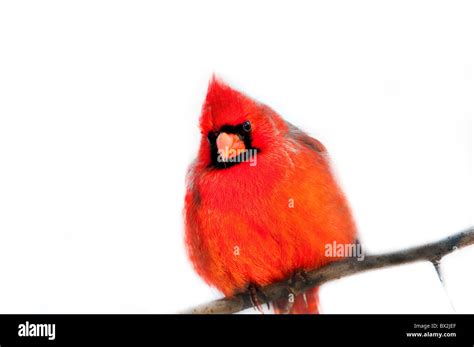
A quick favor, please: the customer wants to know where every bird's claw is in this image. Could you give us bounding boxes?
[291,269,310,287]
[248,284,269,313]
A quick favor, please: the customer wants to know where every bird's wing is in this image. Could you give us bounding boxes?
[285,121,327,155]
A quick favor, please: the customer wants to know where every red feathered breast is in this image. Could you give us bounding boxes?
[184,136,356,296]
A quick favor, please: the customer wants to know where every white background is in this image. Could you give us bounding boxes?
[0,1,472,313]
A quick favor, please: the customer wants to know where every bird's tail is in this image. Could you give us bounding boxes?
[273,287,319,314]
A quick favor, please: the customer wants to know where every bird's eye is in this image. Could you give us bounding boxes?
[242,120,252,132]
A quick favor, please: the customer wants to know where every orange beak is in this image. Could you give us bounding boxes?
[216,132,246,160]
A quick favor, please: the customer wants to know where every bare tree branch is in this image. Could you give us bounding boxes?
[183,227,474,314]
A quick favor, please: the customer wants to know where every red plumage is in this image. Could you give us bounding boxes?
[184,77,357,313]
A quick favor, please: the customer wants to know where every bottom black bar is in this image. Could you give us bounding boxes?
[0,314,472,346]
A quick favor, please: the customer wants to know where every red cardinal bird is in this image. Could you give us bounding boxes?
[184,77,357,313]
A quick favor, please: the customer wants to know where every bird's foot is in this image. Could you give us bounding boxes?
[247,284,269,313]
[279,270,311,313]
[290,269,310,287]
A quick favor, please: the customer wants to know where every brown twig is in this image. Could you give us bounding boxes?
[183,227,474,314]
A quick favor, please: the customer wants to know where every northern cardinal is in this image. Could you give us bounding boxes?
[184,77,357,314]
